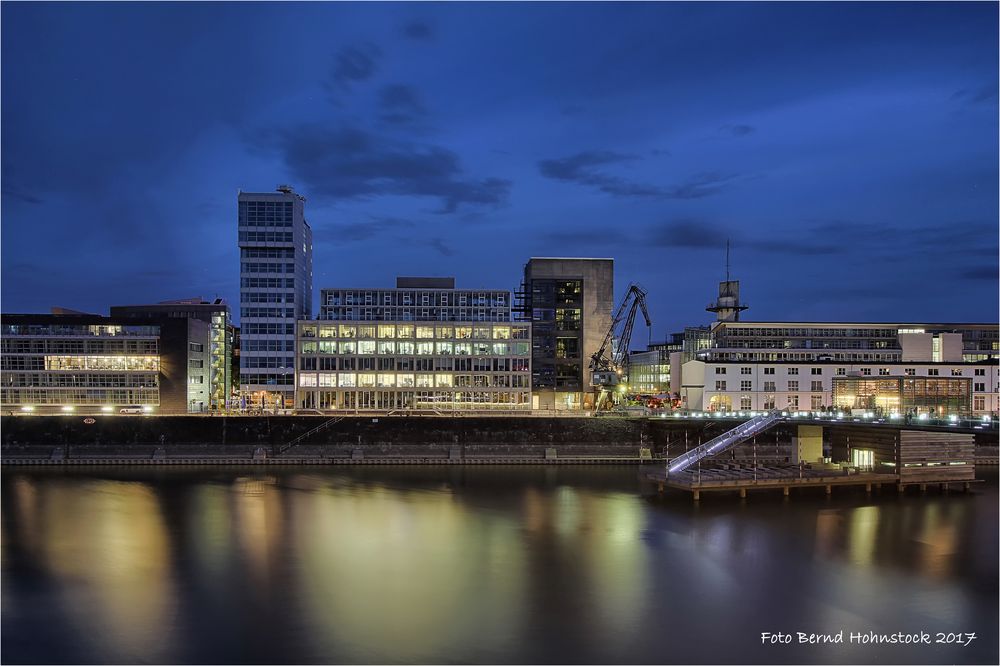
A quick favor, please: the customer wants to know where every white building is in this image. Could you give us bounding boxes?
[674,321,999,417]
[238,186,313,409]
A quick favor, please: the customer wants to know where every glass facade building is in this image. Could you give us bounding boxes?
[832,376,973,416]
[238,186,313,409]
[0,313,206,414]
[295,321,531,411]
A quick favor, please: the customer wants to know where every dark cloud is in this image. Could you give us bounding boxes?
[1,187,43,204]
[314,216,415,243]
[426,238,455,256]
[402,20,433,40]
[259,123,511,213]
[960,266,998,281]
[538,151,661,197]
[648,219,728,248]
[329,44,381,92]
[951,83,998,105]
[378,84,427,126]
[721,123,755,137]
[664,172,740,199]
[539,152,739,199]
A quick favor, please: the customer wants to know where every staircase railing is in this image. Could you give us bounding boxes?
[668,410,783,474]
[276,416,347,455]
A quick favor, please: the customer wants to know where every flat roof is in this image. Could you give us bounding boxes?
[715,321,998,328]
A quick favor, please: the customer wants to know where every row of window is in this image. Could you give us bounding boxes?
[323,291,508,307]
[301,357,530,372]
[242,357,295,369]
[2,325,158,337]
[299,340,530,356]
[298,372,530,389]
[241,262,296,274]
[240,247,295,259]
[239,231,293,243]
[241,323,296,336]
[1,373,158,388]
[320,307,511,323]
[241,307,296,319]
[301,324,528,340]
[1,389,159,404]
[241,277,296,289]
[2,340,158,355]
[242,291,295,304]
[297,390,531,410]
[241,340,296,352]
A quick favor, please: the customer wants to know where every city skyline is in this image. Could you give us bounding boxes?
[2,2,998,334]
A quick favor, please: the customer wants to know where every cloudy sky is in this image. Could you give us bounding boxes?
[2,2,997,335]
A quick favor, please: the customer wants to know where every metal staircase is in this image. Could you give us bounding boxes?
[668,411,784,474]
[276,416,347,455]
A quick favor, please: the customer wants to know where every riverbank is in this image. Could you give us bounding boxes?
[2,415,997,467]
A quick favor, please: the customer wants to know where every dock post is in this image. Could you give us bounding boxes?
[941,483,949,494]
[919,483,927,494]
[739,488,746,499]
[963,482,970,493]
[865,483,871,494]
[825,484,832,495]
[657,482,664,494]
[782,486,789,498]
[692,489,700,502]
[897,483,904,493]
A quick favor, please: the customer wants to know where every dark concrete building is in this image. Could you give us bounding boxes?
[111,298,233,410]
[518,258,613,410]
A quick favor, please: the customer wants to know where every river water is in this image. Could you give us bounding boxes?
[1,466,996,664]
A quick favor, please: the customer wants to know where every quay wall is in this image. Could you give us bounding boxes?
[1,416,996,463]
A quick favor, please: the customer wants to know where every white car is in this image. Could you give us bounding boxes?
[118,406,143,415]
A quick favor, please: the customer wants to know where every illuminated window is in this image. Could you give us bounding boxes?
[299,374,317,387]
[339,325,356,338]
[358,373,376,388]
[338,373,356,387]
[397,325,414,339]
[493,327,511,340]
[377,341,396,354]
[378,325,395,338]
[436,342,453,355]
[436,326,453,339]
[318,373,335,387]
[358,341,376,354]
[416,326,434,339]
[455,326,472,339]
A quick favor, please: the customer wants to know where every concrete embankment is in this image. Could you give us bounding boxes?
[1,416,996,466]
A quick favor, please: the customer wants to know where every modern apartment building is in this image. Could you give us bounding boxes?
[0,312,208,414]
[296,278,530,411]
[238,185,313,410]
[517,258,614,410]
[110,298,232,410]
[674,322,999,416]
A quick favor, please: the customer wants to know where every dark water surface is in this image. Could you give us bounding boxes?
[2,466,997,664]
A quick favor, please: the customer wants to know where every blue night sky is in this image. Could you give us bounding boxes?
[2,1,997,337]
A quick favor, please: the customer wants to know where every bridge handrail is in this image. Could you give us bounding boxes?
[668,410,783,474]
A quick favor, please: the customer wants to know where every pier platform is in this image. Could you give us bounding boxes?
[644,463,979,500]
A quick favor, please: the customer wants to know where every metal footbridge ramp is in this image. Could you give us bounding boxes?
[668,411,784,474]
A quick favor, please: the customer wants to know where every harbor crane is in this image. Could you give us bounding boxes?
[589,283,651,412]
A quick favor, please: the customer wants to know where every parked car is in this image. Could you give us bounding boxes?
[118,406,143,415]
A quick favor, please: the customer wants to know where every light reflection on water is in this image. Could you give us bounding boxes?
[1,467,997,664]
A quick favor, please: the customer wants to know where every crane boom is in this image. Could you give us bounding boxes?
[589,284,652,406]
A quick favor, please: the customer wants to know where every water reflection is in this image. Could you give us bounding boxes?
[1,467,997,665]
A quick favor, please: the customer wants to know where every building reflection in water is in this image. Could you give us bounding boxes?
[1,468,995,665]
[2,475,178,663]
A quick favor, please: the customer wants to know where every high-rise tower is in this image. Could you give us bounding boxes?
[237,185,313,410]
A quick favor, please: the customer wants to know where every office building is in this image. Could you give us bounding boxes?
[110,298,233,410]
[238,185,313,409]
[320,277,510,322]
[0,312,208,414]
[296,278,530,411]
[518,258,614,410]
